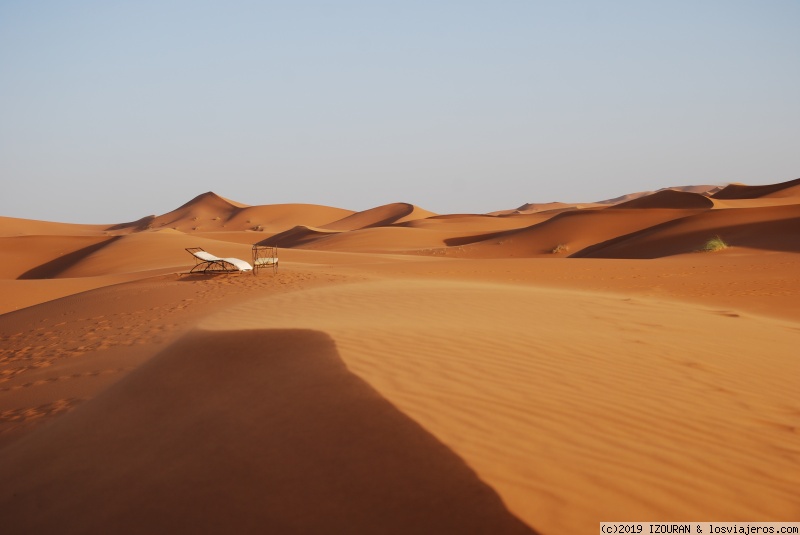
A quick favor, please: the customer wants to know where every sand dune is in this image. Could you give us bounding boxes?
[598,185,722,206]
[224,203,354,233]
[264,225,344,248]
[400,212,555,232]
[611,189,715,210]
[287,226,459,253]
[0,228,258,311]
[112,192,354,235]
[53,230,255,278]
[514,201,574,213]
[669,184,724,195]
[2,178,800,534]
[148,191,248,228]
[5,229,253,279]
[0,216,107,237]
[322,202,436,231]
[457,207,706,257]
[0,235,113,279]
[0,274,172,316]
[712,177,800,199]
[202,280,800,533]
[577,203,800,258]
[499,201,596,214]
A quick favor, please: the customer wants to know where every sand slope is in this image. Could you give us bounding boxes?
[577,203,800,258]
[493,201,599,215]
[0,328,534,534]
[611,189,715,210]
[458,208,706,257]
[0,235,114,279]
[289,226,460,253]
[201,280,800,533]
[321,202,436,231]
[0,216,108,237]
[225,203,354,233]
[53,230,255,278]
[712,177,800,199]
[595,185,720,206]
[399,213,553,232]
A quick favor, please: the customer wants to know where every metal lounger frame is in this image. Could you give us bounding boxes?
[252,244,279,275]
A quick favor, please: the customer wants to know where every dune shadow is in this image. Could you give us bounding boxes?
[358,202,415,229]
[444,229,513,247]
[575,215,800,258]
[712,177,800,199]
[0,329,538,535]
[105,215,156,232]
[17,236,122,280]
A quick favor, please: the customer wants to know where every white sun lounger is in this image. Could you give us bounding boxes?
[186,247,253,274]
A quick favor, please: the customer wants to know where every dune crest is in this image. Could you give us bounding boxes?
[111,193,353,235]
[598,185,721,206]
[225,203,354,233]
[610,189,715,210]
[0,216,107,237]
[177,191,250,210]
[264,225,343,248]
[712,177,800,199]
[322,202,436,231]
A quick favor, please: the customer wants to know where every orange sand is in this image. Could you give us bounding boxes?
[1,180,799,533]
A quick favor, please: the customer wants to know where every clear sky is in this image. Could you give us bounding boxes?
[1,1,798,223]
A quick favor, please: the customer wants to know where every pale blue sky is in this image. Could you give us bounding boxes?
[1,1,798,223]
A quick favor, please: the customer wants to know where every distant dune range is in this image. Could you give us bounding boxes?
[1,178,799,533]
[3,178,798,260]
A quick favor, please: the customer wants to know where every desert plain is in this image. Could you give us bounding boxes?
[1,178,799,534]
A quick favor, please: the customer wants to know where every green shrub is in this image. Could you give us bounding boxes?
[703,236,728,252]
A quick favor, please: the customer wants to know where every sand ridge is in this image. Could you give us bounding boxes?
[321,202,437,231]
[111,192,355,235]
[610,189,715,210]
[712,177,800,200]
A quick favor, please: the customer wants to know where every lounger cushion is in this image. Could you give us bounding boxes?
[189,248,252,272]
[194,251,221,262]
[222,258,253,272]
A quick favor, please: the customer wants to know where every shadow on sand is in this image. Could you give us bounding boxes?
[17,236,122,279]
[0,329,537,534]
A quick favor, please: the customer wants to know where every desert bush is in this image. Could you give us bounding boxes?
[551,244,569,254]
[703,236,729,252]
